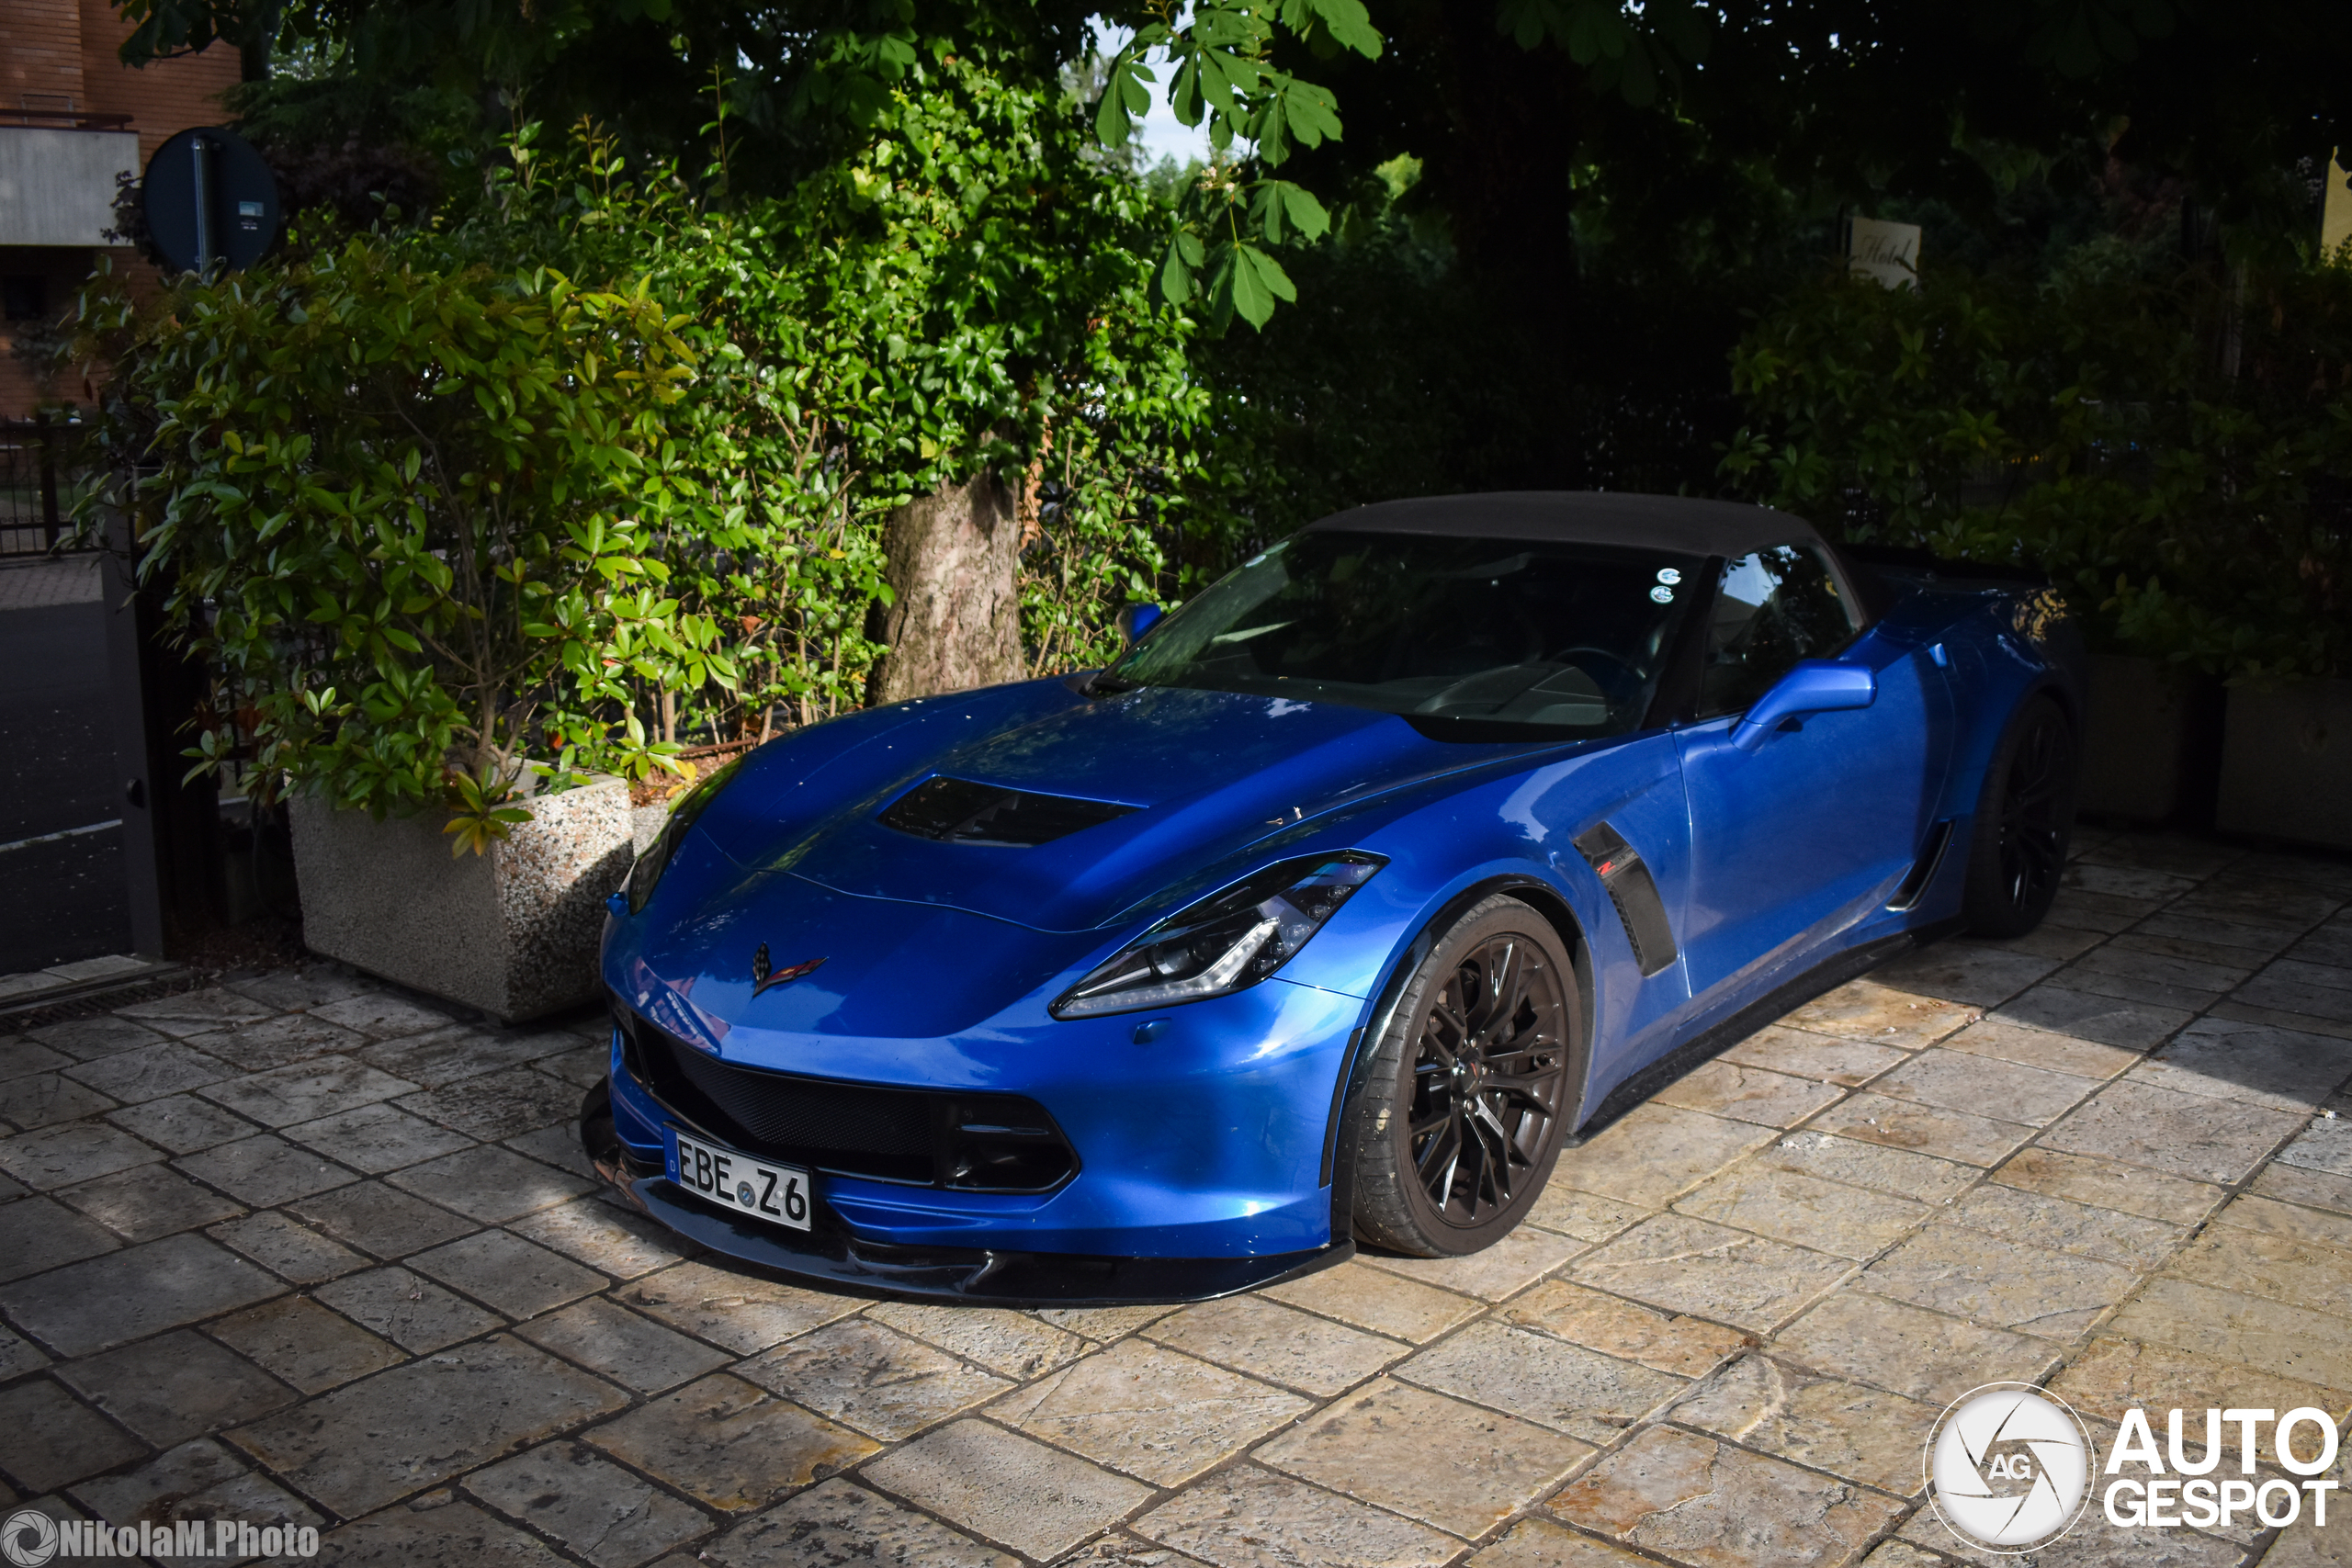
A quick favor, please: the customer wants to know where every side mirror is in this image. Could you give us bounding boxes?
[1729,660,1875,751]
[1114,603,1165,649]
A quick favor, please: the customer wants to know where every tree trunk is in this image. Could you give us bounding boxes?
[866,465,1025,705]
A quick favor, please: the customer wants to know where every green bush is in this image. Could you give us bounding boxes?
[1722,243,2352,682]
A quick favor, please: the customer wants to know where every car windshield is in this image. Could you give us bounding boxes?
[1111,530,1702,736]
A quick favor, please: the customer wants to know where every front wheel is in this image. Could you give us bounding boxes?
[1962,694,2077,938]
[1345,896,1581,1257]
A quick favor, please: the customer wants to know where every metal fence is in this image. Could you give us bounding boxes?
[0,417,96,558]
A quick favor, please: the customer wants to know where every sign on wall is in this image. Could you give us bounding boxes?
[1848,216,1921,290]
[141,126,278,276]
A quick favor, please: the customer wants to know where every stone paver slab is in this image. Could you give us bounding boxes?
[200,1057,421,1127]
[1996,985,2195,1050]
[739,1317,1010,1442]
[207,1210,369,1284]
[182,1013,367,1073]
[1787,981,1981,1047]
[1720,1026,1908,1088]
[1357,1224,1582,1301]
[2211,1191,2352,1252]
[1946,1183,2187,1269]
[865,1302,1086,1381]
[55,1327,295,1444]
[63,1041,234,1104]
[2131,1017,2352,1112]
[1260,1259,1484,1344]
[400,1066,582,1143]
[360,1024,575,1089]
[204,1293,406,1393]
[1523,1185,1651,1243]
[69,1438,320,1553]
[0,1230,282,1357]
[1259,1377,1591,1539]
[1146,1294,1406,1398]
[1871,944,2057,1008]
[1991,1146,2225,1226]
[1870,1048,2102,1126]
[232,1334,625,1517]
[1135,1461,1458,1568]
[1653,1060,1846,1128]
[1468,1518,1657,1568]
[410,1228,605,1320]
[990,1337,1307,1485]
[1757,1129,1979,1203]
[1672,1165,1929,1259]
[29,1013,168,1060]
[586,1372,876,1514]
[313,1266,505,1353]
[0,1378,149,1492]
[225,965,374,1011]
[1860,1224,2139,1340]
[59,1161,242,1243]
[1498,1279,1747,1377]
[613,1260,861,1355]
[311,1497,574,1566]
[1397,1319,1684,1444]
[175,1133,357,1207]
[1668,1352,1940,1497]
[703,1476,1014,1568]
[0,1194,118,1283]
[0,1035,73,1081]
[2165,1224,2352,1324]
[464,1440,710,1568]
[291,1179,480,1258]
[309,991,458,1040]
[515,1296,731,1394]
[105,1093,254,1155]
[507,1196,692,1280]
[2278,1114,2352,1179]
[1549,1104,1778,1208]
[1938,1017,2144,1079]
[0,1120,162,1189]
[0,1072,116,1130]
[1804,1090,2031,1167]
[281,1100,473,1174]
[1570,1213,1850,1332]
[1773,1292,2058,1405]
[2253,1161,2352,1217]
[2049,1335,2352,1427]
[117,987,277,1038]
[861,1416,1149,1561]
[387,1144,592,1223]
[1032,1303,1182,1341]
[1550,1424,1904,1568]
[2041,1079,2307,1184]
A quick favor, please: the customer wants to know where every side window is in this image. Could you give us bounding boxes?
[1695,545,1860,718]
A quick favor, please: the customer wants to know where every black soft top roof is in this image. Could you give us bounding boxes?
[1305,491,1824,558]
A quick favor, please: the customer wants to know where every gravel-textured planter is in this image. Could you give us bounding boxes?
[290,776,634,1021]
[2216,677,2352,849]
[2077,653,2222,825]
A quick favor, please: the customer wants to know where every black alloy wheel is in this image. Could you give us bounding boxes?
[1962,694,2076,938]
[1347,896,1579,1257]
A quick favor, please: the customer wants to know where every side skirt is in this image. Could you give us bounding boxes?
[1561,931,1921,1147]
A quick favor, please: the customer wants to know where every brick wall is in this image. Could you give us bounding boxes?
[0,0,90,112]
[77,0,241,162]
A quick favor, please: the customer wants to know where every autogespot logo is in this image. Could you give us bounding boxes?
[1926,1383,2095,1552]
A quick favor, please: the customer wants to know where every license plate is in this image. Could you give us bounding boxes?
[668,1128,811,1232]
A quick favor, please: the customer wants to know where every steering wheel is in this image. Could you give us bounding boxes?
[1555,647,1645,707]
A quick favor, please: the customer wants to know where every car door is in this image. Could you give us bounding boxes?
[1674,544,1946,999]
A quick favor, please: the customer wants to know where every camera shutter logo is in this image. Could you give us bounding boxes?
[2,1509,57,1568]
[1926,1382,2094,1552]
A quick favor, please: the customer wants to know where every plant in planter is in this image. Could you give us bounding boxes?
[83,230,709,1017]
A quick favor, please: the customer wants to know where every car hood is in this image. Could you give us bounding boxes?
[692,681,1564,933]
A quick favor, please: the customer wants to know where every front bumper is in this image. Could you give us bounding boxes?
[581,1079,1352,1304]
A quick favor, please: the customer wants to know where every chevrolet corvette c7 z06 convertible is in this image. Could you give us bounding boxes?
[582,491,2085,1302]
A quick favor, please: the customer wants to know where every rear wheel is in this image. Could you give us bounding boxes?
[1962,694,2077,938]
[1346,897,1579,1257]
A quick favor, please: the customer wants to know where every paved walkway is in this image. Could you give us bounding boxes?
[1,826,2348,1568]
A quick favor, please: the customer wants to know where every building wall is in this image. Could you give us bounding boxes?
[0,2,240,415]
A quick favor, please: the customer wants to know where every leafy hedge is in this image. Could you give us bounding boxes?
[85,54,1208,841]
[1722,241,2352,682]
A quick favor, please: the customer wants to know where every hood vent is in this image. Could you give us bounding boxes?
[881,776,1138,847]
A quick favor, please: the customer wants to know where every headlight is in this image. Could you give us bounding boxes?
[625,754,749,915]
[1051,852,1385,1019]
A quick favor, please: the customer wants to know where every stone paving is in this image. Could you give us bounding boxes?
[2,825,2350,1568]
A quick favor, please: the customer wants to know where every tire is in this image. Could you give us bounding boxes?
[1346,896,1581,1257]
[1962,694,2077,938]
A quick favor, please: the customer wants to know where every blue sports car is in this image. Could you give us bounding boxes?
[583,492,2084,1302]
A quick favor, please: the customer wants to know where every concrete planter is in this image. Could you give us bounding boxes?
[290,776,634,1021]
[2216,678,2352,850]
[2077,653,2222,825]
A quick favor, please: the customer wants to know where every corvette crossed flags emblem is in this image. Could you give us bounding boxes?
[751,942,827,997]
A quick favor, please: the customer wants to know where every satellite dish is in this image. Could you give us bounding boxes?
[142,126,279,276]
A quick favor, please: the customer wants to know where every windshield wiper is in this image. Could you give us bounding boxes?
[1069,670,1146,697]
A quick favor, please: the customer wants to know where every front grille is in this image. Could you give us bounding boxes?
[621,1010,1078,1193]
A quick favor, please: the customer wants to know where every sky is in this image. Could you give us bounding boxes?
[1091,20,1216,169]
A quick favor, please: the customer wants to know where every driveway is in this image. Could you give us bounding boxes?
[1,825,2348,1568]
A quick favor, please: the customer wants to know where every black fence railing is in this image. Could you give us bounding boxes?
[0,417,98,558]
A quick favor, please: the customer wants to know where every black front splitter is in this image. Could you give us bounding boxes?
[584,1082,1352,1306]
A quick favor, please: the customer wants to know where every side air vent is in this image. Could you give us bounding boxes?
[881,776,1138,847]
[1886,819,1956,912]
[1573,821,1679,978]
